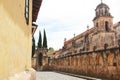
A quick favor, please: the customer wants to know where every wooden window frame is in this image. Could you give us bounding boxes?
[25,0,29,24]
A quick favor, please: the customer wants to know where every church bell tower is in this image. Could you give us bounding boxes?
[93,1,113,32]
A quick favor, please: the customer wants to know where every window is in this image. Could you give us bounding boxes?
[25,0,29,24]
[105,21,109,32]
[96,22,98,27]
[84,35,88,43]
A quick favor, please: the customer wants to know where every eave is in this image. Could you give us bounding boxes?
[32,0,42,22]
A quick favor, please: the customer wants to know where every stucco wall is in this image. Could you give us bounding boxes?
[0,0,32,79]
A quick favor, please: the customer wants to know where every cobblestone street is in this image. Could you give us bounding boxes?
[36,71,85,80]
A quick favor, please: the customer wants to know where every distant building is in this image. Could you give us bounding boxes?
[53,49,62,58]
[47,2,120,79]
[0,0,42,80]
[55,2,120,57]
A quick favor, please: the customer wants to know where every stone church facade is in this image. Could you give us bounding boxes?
[48,2,120,79]
[32,48,48,71]
[62,2,119,55]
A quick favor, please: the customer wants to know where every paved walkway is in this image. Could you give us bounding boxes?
[36,71,85,80]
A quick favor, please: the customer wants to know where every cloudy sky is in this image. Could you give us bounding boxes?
[34,0,120,50]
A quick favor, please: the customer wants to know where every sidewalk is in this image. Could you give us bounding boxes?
[36,71,85,80]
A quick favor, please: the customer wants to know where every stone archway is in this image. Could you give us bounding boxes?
[32,48,48,71]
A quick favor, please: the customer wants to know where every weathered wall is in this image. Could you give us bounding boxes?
[90,32,115,50]
[114,23,120,41]
[93,17,113,31]
[0,0,33,79]
[32,48,48,71]
[48,47,120,79]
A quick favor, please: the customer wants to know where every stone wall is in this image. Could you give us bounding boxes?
[48,46,120,79]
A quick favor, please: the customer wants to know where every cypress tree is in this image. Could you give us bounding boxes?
[38,31,42,48]
[43,29,47,48]
[32,37,35,57]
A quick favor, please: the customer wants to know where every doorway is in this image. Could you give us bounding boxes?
[38,53,43,66]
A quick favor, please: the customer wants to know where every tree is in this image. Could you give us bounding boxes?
[48,47,54,52]
[38,31,42,48]
[32,37,35,57]
[43,29,47,48]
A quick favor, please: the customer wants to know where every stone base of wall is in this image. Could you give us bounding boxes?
[3,68,36,80]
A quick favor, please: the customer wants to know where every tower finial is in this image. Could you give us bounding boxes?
[101,0,103,3]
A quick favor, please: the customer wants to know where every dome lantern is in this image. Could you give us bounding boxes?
[93,2,113,32]
[93,2,113,20]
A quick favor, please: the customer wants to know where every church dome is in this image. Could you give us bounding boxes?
[94,2,112,20]
[96,3,109,10]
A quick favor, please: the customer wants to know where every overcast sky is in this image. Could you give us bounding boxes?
[34,0,120,50]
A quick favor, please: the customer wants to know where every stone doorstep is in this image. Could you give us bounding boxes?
[3,68,36,80]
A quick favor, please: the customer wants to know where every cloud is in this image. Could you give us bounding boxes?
[35,0,120,50]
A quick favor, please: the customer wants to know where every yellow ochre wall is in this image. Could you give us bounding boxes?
[0,0,32,79]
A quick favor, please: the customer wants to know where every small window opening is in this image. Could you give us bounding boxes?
[25,0,29,24]
[96,23,98,27]
[105,21,109,32]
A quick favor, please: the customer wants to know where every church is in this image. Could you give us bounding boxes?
[55,1,120,57]
[48,1,120,79]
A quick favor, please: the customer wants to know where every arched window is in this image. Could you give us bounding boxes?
[105,21,109,32]
[96,22,98,27]
[105,8,108,15]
